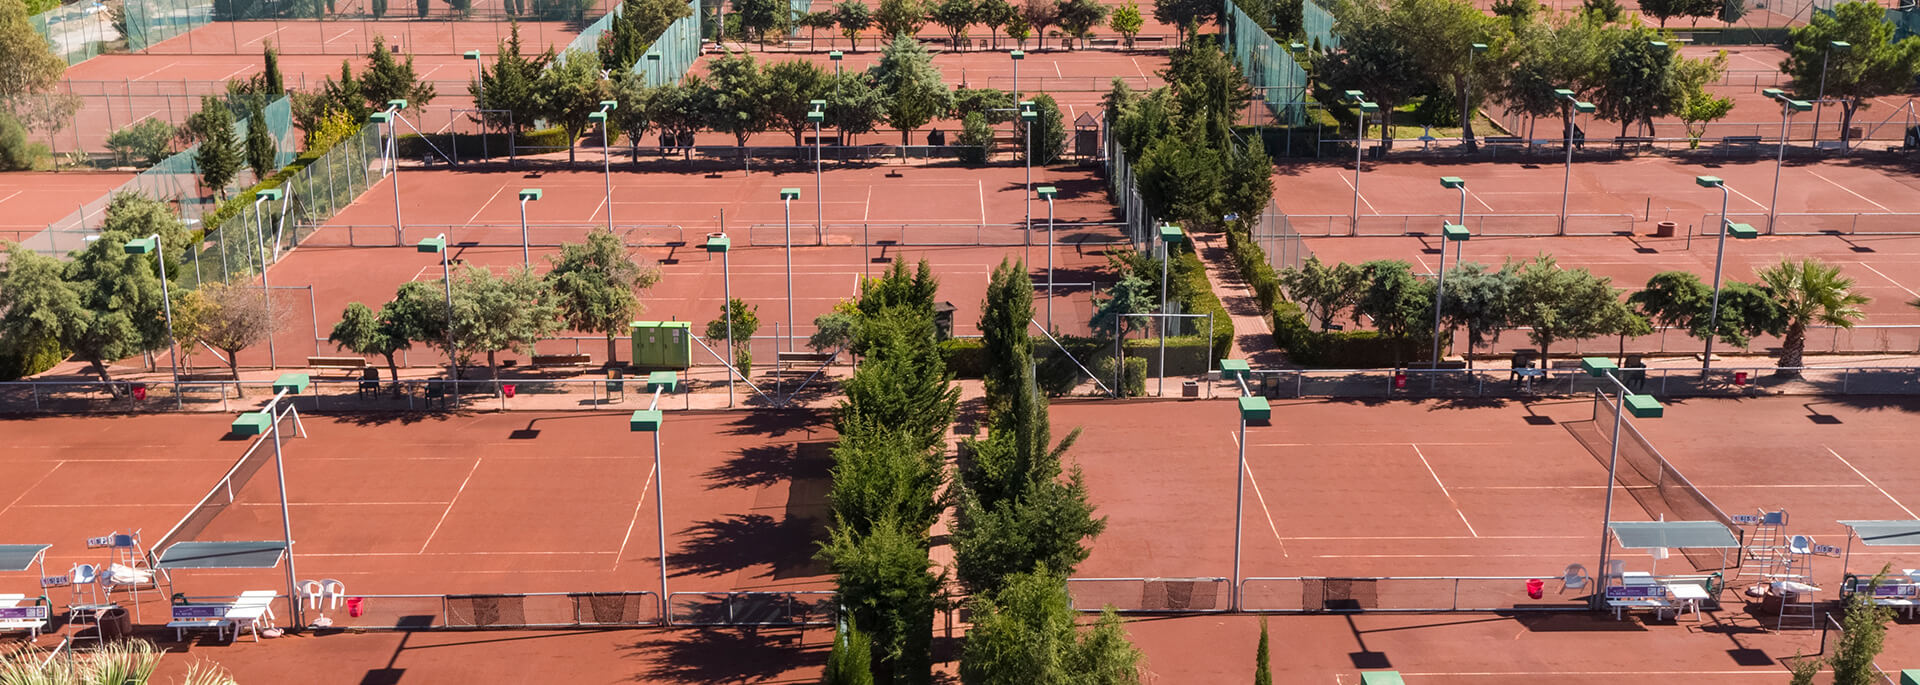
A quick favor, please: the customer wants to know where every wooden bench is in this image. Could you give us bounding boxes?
[530,354,594,368]
[307,356,369,371]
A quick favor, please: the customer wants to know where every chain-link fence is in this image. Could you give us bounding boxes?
[1102,125,1154,253]
[1303,0,1339,51]
[186,121,383,286]
[29,1,115,66]
[1223,0,1308,128]
[633,0,700,86]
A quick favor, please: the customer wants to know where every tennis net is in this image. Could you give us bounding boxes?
[149,406,295,560]
[1585,391,1741,571]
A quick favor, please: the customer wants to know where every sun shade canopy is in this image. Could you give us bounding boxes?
[1608,521,1740,550]
[155,541,288,570]
[0,545,50,572]
[1841,521,1920,547]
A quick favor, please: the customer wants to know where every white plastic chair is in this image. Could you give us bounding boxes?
[298,580,324,610]
[1561,564,1590,593]
[1788,535,1813,555]
[1604,559,1627,585]
[68,564,100,605]
[318,579,346,611]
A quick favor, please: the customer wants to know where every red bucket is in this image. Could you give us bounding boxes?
[1526,579,1545,600]
[1733,371,1748,386]
[346,597,365,617]
[502,384,517,398]
[130,384,147,401]
[1393,373,1407,389]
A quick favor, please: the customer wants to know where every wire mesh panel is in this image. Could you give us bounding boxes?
[1222,0,1307,127]
[1241,577,1586,612]
[122,0,217,51]
[1064,578,1231,613]
[667,591,836,625]
[29,2,114,66]
[1302,0,1339,51]
[148,407,289,556]
[632,0,701,86]
[570,592,661,625]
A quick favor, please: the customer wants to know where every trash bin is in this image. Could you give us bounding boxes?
[501,384,517,398]
[347,597,365,617]
[1654,221,1677,237]
[131,383,147,401]
[1182,380,1199,398]
[99,606,132,640]
[1393,372,1407,390]
[1734,371,1748,386]
[1526,579,1545,600]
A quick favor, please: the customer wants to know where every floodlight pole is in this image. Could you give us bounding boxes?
[130,235,180,390]
[1342,91,1373,237]
[1023,104,1035,262]
[653,424,667,615]
[1765,91,1810,235]
[1160,233,1170,397]
[1702,179,1732,372]
[811,102,826,245]
[1592,370,1628,610]
[1221,362,1263,613]
[1045,192,1056,329]
[598,102,616,234]
[1432,178,1468,370]
[252,194,278,369]
[782,189,799,354]
[1813,42,1850,146]
[520,195,533,266]
[723,246,734,407]
[1556,90,1592,236]
[266,390,301,628]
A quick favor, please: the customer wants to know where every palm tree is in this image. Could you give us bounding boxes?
[1756,258,1871,375]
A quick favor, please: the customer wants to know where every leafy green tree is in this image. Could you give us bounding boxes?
[704,297,760,377]
[811,299,861,352]
[1718,0,1745,23]
[1133,123,1222,227]
[537,48,608,162]
[1150,0,1213,34]
[106,119,176,167]
[1356,0,1503,150]
[600,0,650,68]
[825,70,887,144]
[959,568,1141,685]
[1756,257,1871,373]
[190,96,243,199]
[799,10,840,44]
[952,438,1103,592]
[951,87,1015,123]
[871,36,951,146]
[609,72,655,160]
[0,248,88,376]
[931,0,977,48]
[1677,82,1734,148]
[1638,0,1687,26]
[643,73,709,158]
[1500,15,1612,141]
[0,0,68,124]
[1223,137,1272,233]
[817,517,941,685]
[1028,93,1066,164]
[1489,0,1539,21]
[1440,262,1515,367]
[1091,273,1155,337]
[1786,653,1821,685]
[1056,0,1107,47]
[1355,260,1435,360]
[316,61,372,124]
[245,100,277,181]
[704,51,774,148]
[1507,255,1620,366]
[100,192,191,273]
[262,44,285,95]
[835,0,874,46]
[825,618,877,685]
[1625,270,1783,349]
[471,23,553,135]
[546,228,660,364]
[451,265,563,378]
[1,222,170,384]
[875,0,928,38]
[1582,0,1624,21]
[828,420,947,536]
[1255,616,1272,685]
[766,59,831,145]
[1109,0,1143,46]
[1783,2,1920,150]
[958,111,994,164]
[361,36,438,111]
[1004,11,1031,48]
[1280,257,1366,330]
[1832,567,1895,685]
[977,0,1015,48]
[736,0,790,42]
[328,301,411,384]
[1316,14,1425,149]
[840,309,959,450]
[1020,0,1058,44]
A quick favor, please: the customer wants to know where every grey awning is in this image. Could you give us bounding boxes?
[1609,521,1741,549]
[0,545,50,573]
[1840,521,1920,547]
[155,541,288,570]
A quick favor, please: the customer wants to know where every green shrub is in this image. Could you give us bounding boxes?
[1120,335,1211,376]
[1170,246,1234,362]
[1092,355,1148,397]
[957,111,993,165]
[939,338,986,378]
[0,335,67,381]
[0,113,46,171]
[106,119,177,167]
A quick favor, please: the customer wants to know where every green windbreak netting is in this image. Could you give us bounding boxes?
[122,0,216,51]
[633,0,700,86]
[1223,0,1307,127]
[789,0,809,22]
[565,3,622,61]
[185,121,382,288]
[1303,0,1339,51]
[24,96,297,259]
[29,2,113,66]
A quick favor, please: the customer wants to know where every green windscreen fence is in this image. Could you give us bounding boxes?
[29,3,114,66]
[122,0,217,51]
[1223,0,1307,127]
[789,0,810,22]
[1303,0,1338,51]
[565,3,622,61]
[633,0,700,86]
[187,121,382,288]
[23,96,296,259]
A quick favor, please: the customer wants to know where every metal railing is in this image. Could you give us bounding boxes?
[1275,212,1637,238]
[324,591,661,629]
[304,221,1129,249]
[1240,365,1920,400]
[1065,577,1233,614]
[1698,210,1920,236]
[666,591,836,626]
[1238,576,1587,613]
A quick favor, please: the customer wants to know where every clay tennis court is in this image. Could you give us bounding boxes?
[0,408,836,626]
[227,162,1127,369]
[0,171,135,243]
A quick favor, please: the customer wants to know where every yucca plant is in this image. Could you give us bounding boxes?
[0,645,74,685]
[177,663,238,685]
[1755,258,1872,375]
[79,640,160,685]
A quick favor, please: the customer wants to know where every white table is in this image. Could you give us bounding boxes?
[226,591,277,642]
[1666,583,1710,621]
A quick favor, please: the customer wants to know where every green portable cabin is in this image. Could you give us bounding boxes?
[630,321,692,370]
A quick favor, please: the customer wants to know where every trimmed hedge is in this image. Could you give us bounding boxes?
[1170,245,1235,363]
[940,334,1212,384]
[1223,220,1437,368]
[396,126,578,160]
[195,145,329,242]
[0,335,66,380]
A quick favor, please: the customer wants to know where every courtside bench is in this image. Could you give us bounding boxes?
[0,595,50,639]
[168,603,232,641]
[1604,585,1677,621]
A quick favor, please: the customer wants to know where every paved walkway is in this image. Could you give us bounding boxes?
[1190,231,1293,368]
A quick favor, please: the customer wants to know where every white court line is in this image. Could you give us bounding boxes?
[325,29,356,45]
[1315,553,1584,559]
[219,66,253,82]
[0,191,23,205]
[612,455,658,571]
[1229,430,1287,557]
[1411,444,1477,538]
[1724,183,1767,211]
[1467,188,1495,212]
[1280,534,1587,541]
[417,456,484,553]
[1054,61,1062,78]
[1336,171,1380,216]
[1856,262,1919,299]
[1255,441,1508,447]
[462,185,509,226]
[301,550,617,557]
[863,185,872,222]
[1826,446,1917,518]
[1809,170,1892,212]
[130,61,182,81]
[1130,57,1146,79]
[978,179,986,225]
[0,462,63,518]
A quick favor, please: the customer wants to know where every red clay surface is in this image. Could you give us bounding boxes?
[1070,396,1920,581]
[239,163,1125,368]
[0,171,136,242]
[0,409,835,623]
[138,18,582,57]
[1274,156,1920,348]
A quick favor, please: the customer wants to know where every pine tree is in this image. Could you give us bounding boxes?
[191,96,242,199]
[262,43,284,95]
[245,98,276,181]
